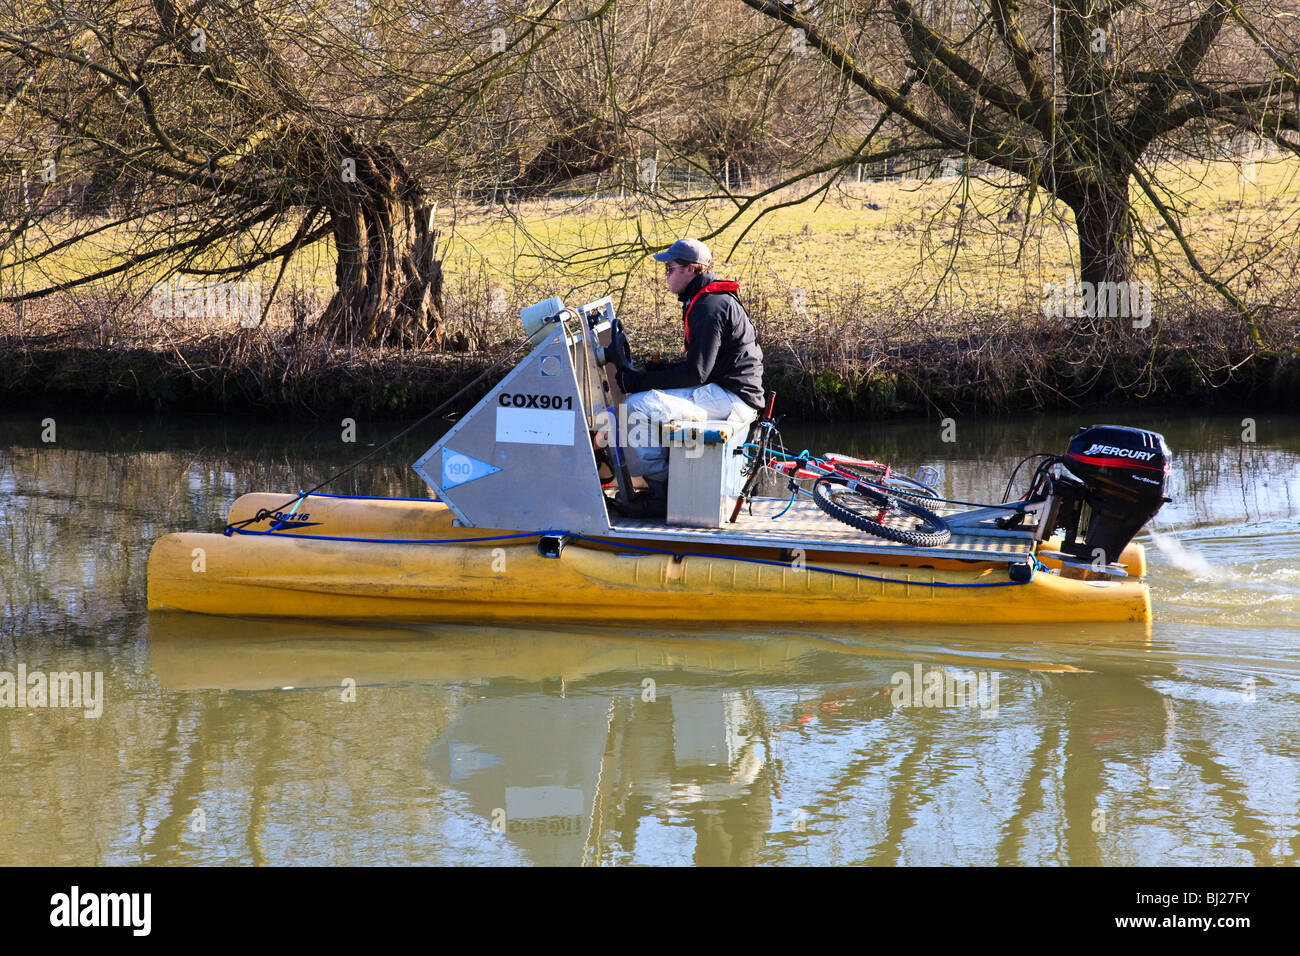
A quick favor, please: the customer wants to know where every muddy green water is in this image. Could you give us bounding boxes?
[0,410,1296,866]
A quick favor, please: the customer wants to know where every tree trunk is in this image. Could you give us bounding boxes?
[316,142,444,348]
[1066,176,1136,333]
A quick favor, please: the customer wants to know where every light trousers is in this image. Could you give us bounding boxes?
[619,384,758,484]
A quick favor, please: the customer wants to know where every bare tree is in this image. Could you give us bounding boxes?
[0,0,577,345]
[706,0,1300,341]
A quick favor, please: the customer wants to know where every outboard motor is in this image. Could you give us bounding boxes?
[1051,425,1171,566]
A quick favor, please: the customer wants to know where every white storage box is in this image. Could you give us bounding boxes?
[661,420,749,528]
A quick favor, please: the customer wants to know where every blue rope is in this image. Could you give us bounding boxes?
[228,523,1035,589]
[300,492,440,502]
[229,529,546,546]
[560,532,1033,589]
[224,491,442,535]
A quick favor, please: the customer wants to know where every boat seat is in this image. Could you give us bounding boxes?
[658,419,748,528]
[660,420,735,446]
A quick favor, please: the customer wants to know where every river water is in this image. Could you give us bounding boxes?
[0,409,1296,866]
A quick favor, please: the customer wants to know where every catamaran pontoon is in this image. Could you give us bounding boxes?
[147,296,1171,625]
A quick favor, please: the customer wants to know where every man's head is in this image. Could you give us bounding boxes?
[653,238,713,296]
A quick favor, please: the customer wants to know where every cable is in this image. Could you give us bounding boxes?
[1002,453,1058,504]
[226,525,1036,589]
[229,529,545,545]
[560,533,1032,589]
[222,336,532,535]
[300,492,441,502]
[769,489,799,520]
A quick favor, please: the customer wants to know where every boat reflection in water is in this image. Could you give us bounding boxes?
[147,615,1162,866]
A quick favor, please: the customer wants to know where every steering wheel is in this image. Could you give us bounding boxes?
[603,315,635,372]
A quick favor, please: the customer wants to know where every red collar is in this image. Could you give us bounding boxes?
[683,281,739,343]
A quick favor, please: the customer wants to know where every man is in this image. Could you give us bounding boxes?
[612,238,765,514]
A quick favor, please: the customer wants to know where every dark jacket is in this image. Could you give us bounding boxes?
[631,271,765,409]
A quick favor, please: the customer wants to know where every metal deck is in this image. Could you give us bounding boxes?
[607,497,1036,563]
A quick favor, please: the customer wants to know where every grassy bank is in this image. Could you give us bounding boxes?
[2,158,1299,420]
[3,298,1296,422]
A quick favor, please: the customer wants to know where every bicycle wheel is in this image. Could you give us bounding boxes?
[826,458,946,511]
[811,478,951,547]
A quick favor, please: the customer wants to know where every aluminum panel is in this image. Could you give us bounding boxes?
[413,322,611,535]
[608,498,1034,562]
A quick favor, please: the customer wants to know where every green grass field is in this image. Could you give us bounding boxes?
[5,156,1299,349]
[475,156,1300,312]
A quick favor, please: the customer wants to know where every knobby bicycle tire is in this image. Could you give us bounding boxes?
[828,461,946,512]
[811,478,952,547]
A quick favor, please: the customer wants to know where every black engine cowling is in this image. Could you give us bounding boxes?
[1054,425,1171,565]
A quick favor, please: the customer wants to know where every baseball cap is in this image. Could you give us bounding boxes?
[652,238,712,264]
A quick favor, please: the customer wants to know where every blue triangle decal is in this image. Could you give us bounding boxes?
[442,449,501,489]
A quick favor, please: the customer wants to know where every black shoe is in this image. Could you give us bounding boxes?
[607,490,667,520]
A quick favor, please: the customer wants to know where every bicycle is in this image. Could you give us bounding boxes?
[738,435,953,547]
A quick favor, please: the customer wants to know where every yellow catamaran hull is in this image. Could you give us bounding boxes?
[146,493,1151,625]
